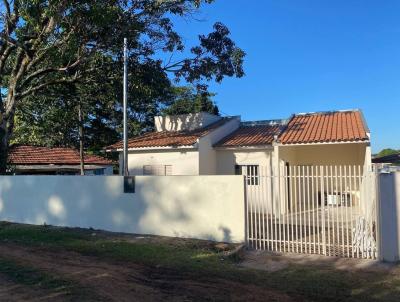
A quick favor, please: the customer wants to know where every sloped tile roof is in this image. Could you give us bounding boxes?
[106,117,232,150]
[215,124,281,147]
[9,145,113,165]
[279,110,369,144]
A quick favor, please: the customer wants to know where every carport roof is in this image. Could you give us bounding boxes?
[278,110,369,145]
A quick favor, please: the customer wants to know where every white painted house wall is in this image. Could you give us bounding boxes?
[278,143,370,166]
[155,112,221,132]
[198,117,240,175]
[123,149,199,175]
[0,176,245,243]
[216,149,273,175]
[123,116,240,176]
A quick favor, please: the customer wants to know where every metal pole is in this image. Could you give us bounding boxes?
[123,38,129,176]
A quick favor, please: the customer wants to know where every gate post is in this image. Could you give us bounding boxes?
[377,171,400,262]
[243,174,249,248]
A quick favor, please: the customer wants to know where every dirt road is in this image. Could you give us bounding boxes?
[0,244,293,302]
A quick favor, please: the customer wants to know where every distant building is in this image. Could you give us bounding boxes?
[9,145,114,175]
[372,152,400,165]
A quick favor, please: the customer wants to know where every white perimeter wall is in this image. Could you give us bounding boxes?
[124,149,199,175]
[0,176,245,243]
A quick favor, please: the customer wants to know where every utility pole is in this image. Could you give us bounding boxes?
[123,38,129,176]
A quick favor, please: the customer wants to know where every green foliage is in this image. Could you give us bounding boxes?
[162,86,219,116]
[377,148,399,158]
[0,0,245,169]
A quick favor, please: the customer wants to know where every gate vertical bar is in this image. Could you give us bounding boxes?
[321,166,326,255]
[340,166,345,257]
[351,165,356,257]
[256,166,262,249]
[298,166,302,253]
[290,166,294,253]
[278,165,282,252]
[344,165,350,258]
[335,165,339,256]
[358,165,363,258]
[294,166,298,253]
[307,166,311,253]
[261,166,266,250]
[282,165,287,252]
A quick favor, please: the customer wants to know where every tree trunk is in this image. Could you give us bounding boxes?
[0,121,9,174]
[78,101,85,176]
[0,92,17,174]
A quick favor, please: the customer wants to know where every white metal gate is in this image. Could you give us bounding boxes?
[245,165,378,259]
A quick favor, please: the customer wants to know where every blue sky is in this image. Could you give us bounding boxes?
[171,0,400,153]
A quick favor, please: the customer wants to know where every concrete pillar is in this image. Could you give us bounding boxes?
[378,172,400,262]
[365,144,372,166]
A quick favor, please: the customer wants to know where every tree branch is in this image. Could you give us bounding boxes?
[20,57,83,88]
[26,25,78,72]
[17,74,81,99]
[2,0,10,17]
[0,44,14,74]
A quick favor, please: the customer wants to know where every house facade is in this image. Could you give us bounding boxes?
[106,110,372,176]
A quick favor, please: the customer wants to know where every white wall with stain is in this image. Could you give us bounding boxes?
[0,175,245,243]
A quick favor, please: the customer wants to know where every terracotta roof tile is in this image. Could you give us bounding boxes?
[107,117,232,150]
[215,124,281,147]
[279,110,369,144]
[9,145,113,165]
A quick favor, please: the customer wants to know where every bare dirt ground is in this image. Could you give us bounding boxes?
[0,274,67,302]
[0,243,294,302]
[240,250,397,273]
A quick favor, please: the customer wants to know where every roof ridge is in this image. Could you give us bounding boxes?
[294,109,361,116]
[240,119,288,127]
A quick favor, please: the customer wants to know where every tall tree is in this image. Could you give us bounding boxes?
[377,149,399,158]
[162,86,219,116]
[1,0,245,173]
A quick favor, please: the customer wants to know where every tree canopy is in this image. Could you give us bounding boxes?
[162,86,219,116]
[0,0,245,172]
[376,148,399,158]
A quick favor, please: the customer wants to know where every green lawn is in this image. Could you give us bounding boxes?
[0,222,399,302]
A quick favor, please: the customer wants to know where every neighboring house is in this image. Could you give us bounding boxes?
[372,152,400,165]
[372,152,400,172]
[9,145,114,175]
[106,110,372,176]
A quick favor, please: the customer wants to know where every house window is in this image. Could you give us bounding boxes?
[143,165,172,176]
[235,165,259,185]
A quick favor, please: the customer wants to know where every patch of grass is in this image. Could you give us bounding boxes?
[0,256,94,300]
[0,223,232,271]
[1,222,399,302]
[0,222,91,245]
